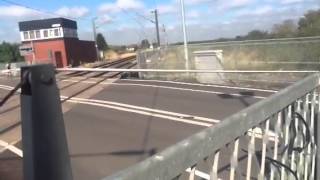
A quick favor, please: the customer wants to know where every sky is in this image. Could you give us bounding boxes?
[0,0,319,45]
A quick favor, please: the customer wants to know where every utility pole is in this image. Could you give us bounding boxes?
[152,9,160,47]
[162,24,168,47]
[92,17,100,61]
[179,0,189,70]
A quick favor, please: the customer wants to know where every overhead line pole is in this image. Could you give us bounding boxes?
[152,9,161,47]
[92,17,100,61]
[179,0,189,70]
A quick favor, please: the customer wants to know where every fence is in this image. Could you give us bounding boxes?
[101,72,320,180]
[136,37,320,86]
[0,62,26,70]
[186,36,320,71]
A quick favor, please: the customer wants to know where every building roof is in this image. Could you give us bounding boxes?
[19,18,77,31]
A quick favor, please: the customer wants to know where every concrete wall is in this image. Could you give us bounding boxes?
[194,50,224,84]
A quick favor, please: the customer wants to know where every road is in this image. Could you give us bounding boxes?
[0,72,278,180]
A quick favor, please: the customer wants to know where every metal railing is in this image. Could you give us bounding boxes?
[56,68,319,73]
[102,73,320,180]
[18,65,319,179]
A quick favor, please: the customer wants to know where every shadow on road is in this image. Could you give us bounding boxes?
[70,148,157,158]
[217,91,255,107]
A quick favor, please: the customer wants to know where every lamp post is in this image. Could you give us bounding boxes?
[179,0,189,70]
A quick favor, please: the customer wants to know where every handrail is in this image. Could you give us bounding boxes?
[56,68,320,73]
[102,73,320,180]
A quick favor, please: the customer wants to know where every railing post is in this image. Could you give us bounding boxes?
[317,87,320,180]
[20,64,73,180]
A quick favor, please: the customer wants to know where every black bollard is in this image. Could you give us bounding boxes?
[20,64,72,180]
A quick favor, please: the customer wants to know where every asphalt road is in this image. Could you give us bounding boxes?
[0,74,278,180]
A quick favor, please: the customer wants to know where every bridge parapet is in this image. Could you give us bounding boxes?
[103,73,320,180]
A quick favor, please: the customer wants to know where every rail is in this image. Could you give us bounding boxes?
[102,73,320,180]
[56,68,319,73]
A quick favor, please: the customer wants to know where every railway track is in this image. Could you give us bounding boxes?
[59,55,136,78]
[0,55,137,156]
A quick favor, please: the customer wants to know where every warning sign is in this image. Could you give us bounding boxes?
[19,45,33,56]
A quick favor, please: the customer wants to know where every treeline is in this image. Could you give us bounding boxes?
[0,42,24,63]
[176,9,320,45]
[234,9,320,41]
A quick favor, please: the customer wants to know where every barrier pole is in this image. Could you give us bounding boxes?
[21,64,72,180]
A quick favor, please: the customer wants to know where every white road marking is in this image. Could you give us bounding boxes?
[120,79,278,93]
[0,140,23,157]
[0,85,15,90]
[60,79,267,99]
[0,85,21,93]
[63,98,212,127]
[0,86,219,126]
[61,96,220,123]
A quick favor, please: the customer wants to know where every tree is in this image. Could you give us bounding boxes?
[96,33,108,51]
[245,30,269,40]
[140,39,150,49]
[0,42,23,63]
[272,20,297,38]
[152,42,158,48]
[298,9,320,36]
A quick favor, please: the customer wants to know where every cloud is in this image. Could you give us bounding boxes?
[281,0,304,4]
[98,0,144,14]
[187,10,200,18]
[98,3,118,13]
[97,15,113,25]
[117,0,144,9]
[55,6,89,18]
[157,4,178,14]
[236,5,274,16]
[218,0,254,10]
[0,5,39,18]
[185,0,211,5]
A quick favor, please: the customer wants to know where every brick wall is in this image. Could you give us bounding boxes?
[23,39,67,67]
[23,38,97,67]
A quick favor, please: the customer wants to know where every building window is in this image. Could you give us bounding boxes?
[54,28,60,37]
[29,30,35,39]
[23,31,29,40]
[43,30,48,37]
[35,30,41,39]
[49,29,55,37]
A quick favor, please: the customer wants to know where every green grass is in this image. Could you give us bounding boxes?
[138,40,320,83]
[187,41,320,70]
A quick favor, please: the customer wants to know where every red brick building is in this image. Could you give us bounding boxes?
[18,18,97,67]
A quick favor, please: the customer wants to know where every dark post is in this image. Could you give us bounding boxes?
[317,90,320,180]
[153,9,160,47]
[92,17,100,61]
[20,64,73,180]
